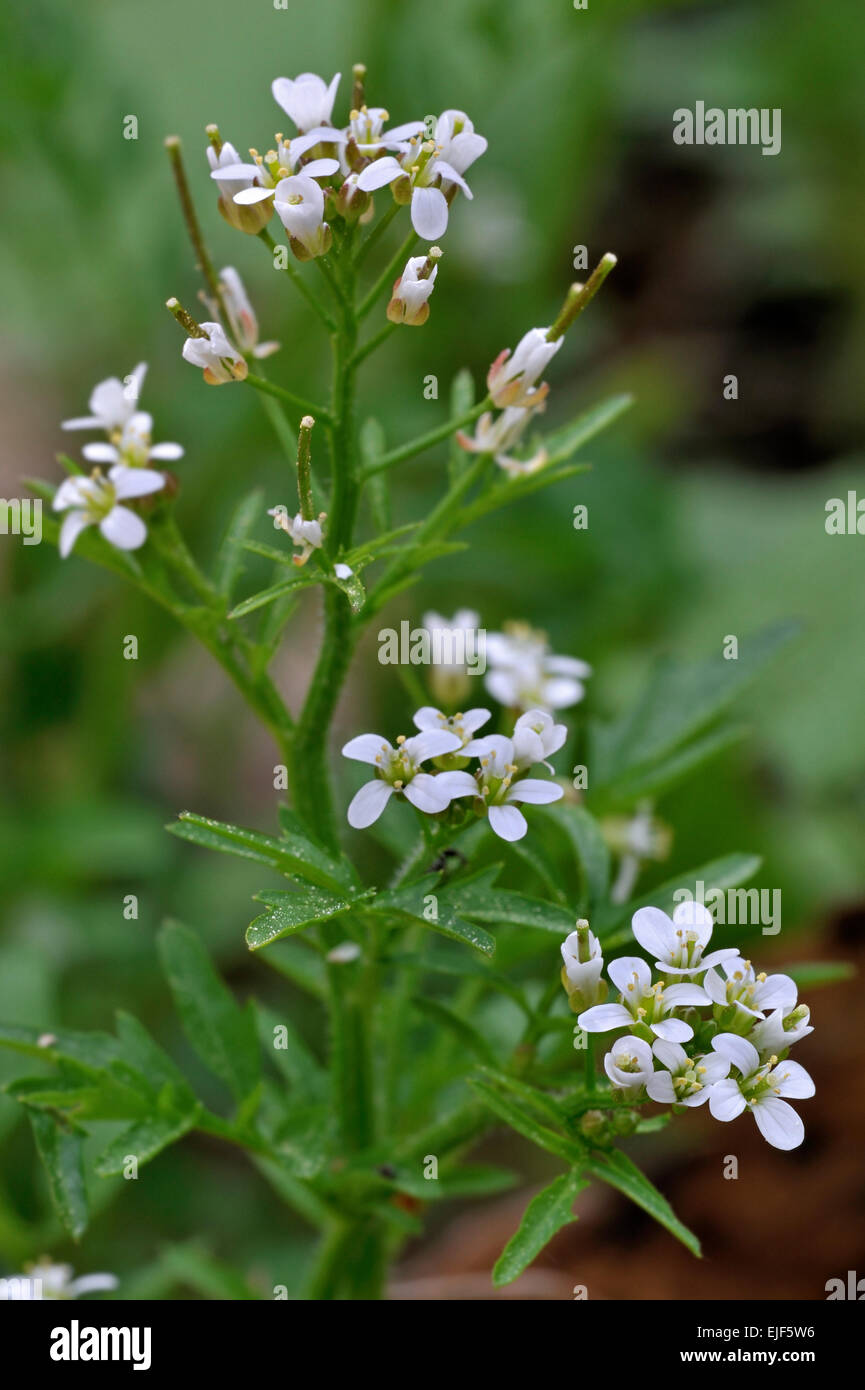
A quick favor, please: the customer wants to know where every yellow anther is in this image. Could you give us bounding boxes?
[396,734,406,745]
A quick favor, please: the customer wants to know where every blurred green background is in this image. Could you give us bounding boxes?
[1,0,863,1297]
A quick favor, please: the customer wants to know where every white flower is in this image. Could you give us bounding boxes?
[62,363,147,433]
[217,267,279,358]
[268,507,325,566]
[561,922,606,1011]
[456,405,547,476]
[512,708,567,772]
[704,956,798,1023]
[347,106,425,157]
[646,1039,730,1106]
[607,803,673,904]
[578,956,709,1043]
[412,705,491,752]
[603,1034,655,1101]
[208,141,257,202]
[181,322,248,385]
[422,607,481,705]
[52,465,165,557]
[469,733,563,841]
[748,1004,813,1059]
[356,111,486,242]
[0,1261,117,1301]
[272,71,342,133]
[81,411,182,470]
[273,175,332,260]
[387,253,439,326]
[631,900,739,978]
[708,1033,815,1150]
[342,729,474,828]
[487,328,562,408]
[485,622,591,712]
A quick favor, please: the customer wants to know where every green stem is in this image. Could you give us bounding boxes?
[258,228,338,332]
[362,397,491,478]
[353,200,400,269]
[352,319,398,367]
[246,373,331,423]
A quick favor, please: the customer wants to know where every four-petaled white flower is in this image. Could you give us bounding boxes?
[561,922,606,1012]
[412,705,490,752]
[748,1004,813,1059]
[0,1261,118,1301]
[387,253,439,326]
[53,465,165,557]
[272,71,342,133]
[62,363,147,433]
[578,955,709,1043]
[487,328,562,409]
[603,1034,655,1101]
[216,267,280,359]
[456,405,547,476]
[704,956,798,1023]
[646,1039,730,1106]
[273,175,332,260]
[708,1033,815,1150]
[631,900,739,978]
[357,109,486,242]
[348,106,425,157]
[268,506,326,566]
[81,411,182,471]
[181,322,248,385]
[342,729,475,828]
[485,622,591,712]
[512,708,567,772]
[465,732,563,841]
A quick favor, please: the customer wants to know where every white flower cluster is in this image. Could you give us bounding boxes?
[342,707,564,840]
[423,610,591,714]
[56,363,181,556]
[207,70,487,260]
[0,1260,117,1301]
[562,904,815,1150]
[458,327,562,475]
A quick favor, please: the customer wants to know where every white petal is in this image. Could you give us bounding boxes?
[234,185,276,205]
[148,442,184,461]
[672,899,714,942]
[698,947,740,971]
[663,982,710,1008]
[708,1079,747,1122]
[109,465,165,499]
[403,772,450,814]
[433,771,478,800]
[299,157,340,178]
[342,734,391,765]
[461,708,491,735]
[61,415,102,430]
[752,1097,805,1150]
[488,803,527,841]
[408,729,462,761]
[435,160,472,197]
[607,955,651,996]
[630,907,675,960]
[703,968,728,1006]
[651,1038,687,1073]
[81,442,119,464]
[506,778,562,805]
[59,509,93,557]
[646,1073,676,1104]
[754,973,798,1012]
[347,779,394,828]
[357,157,403,192]
[650,1018,693,1042]
[773,1061,815,1099]
[576,1003,633,1033]
[211,162,261,180]
[412,706,444,731]
[411,186,449,240]
[700,1052,731,1083]
[711,1032,760,1076]
[99,505,147,550]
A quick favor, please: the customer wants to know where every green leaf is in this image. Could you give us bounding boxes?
[368,880,496,957]
[360,417,391,531]
[442,866,574,935]
[247,887,370,950]
[539,804,610,915]
[114,1011,197,1111]
[95,1111,197,1178]
[342,522,420,568]
[391,1163,516,1201]
[468,1077,582,1163]
[215,488,265,599]
[585,1148,701,1257]
[598,852,763,945]
[448,368,476,481]
[601,724,748,804]
[167,811,355,893]
[29,1109,88,1241]
[255,1004,327,1101]
[493,1169,587,1286]
[411,997,499,1068]
[543,393,634,465]
[457,461,591,528]
[227,570,323,619]
[158,921,260,1107]
[590,621,797,790]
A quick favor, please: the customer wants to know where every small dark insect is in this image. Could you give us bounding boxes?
[377,1164,397,1180]
[429,846,467,875]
